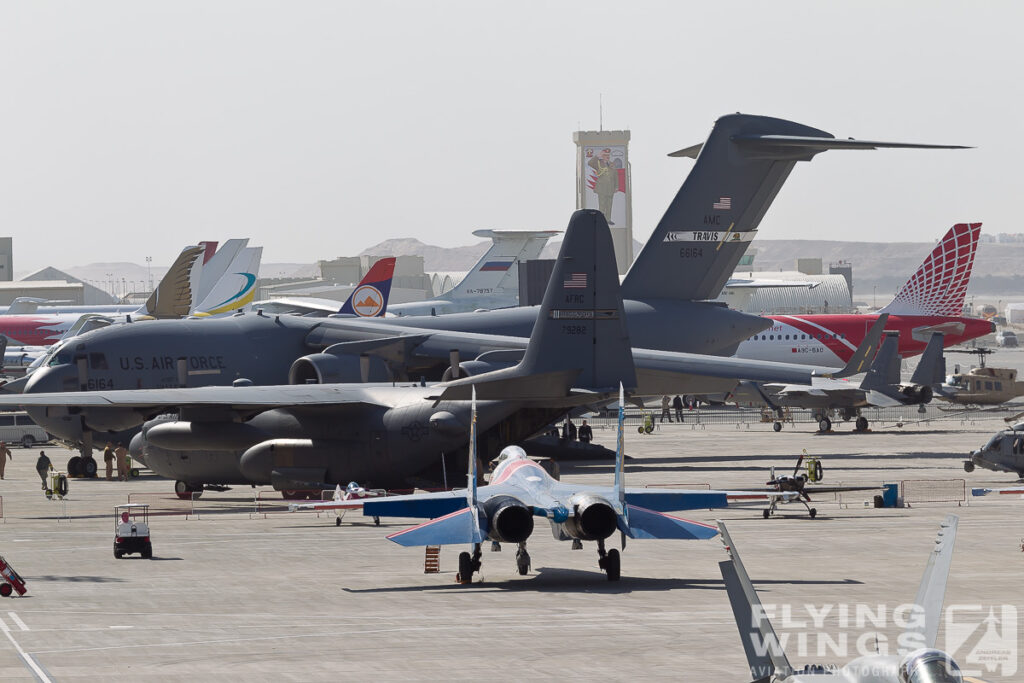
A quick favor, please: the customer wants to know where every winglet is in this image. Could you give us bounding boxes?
[829,313,889,378]
[337,257,396,317]
[717,521,792,680]
[905,515,959,649]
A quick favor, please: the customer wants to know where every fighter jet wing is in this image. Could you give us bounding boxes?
[0,383,399,410]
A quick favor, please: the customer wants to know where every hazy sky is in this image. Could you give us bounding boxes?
[1,2,1017,270]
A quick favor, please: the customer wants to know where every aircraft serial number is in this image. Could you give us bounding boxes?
[679,248,704,258]
[561,325,588,335]
[86,378,114,390]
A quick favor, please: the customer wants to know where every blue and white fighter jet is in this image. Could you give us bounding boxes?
[337,385,727,583]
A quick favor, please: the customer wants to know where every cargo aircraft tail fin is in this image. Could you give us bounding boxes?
[620,114,969,303]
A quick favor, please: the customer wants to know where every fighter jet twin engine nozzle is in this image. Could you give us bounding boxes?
[561,495,619,541]
[902,384,934,404]
[482,496,534,544]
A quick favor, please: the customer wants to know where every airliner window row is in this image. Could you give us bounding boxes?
[748,333,846,341]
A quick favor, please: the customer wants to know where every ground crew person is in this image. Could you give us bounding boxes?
[103,442,115,480]
[0,442,11,480]
[660,395,673,423]
[578,420,593,444]
[672,395,684,422]
[35,451,51,489]
[114,443,129,481]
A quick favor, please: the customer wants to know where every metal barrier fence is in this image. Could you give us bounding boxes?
[127,492,198,518]
[900,479,967,506]
[586,404,1003,429]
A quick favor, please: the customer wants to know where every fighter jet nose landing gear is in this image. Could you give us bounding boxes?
[515,543,530,575]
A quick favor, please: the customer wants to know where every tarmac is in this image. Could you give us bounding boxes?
[0,416,1019,681]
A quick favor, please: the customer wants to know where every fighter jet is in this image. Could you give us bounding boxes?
[730,330,946,433]
[718,516,979,682]
[299,384,725,583]
[14,113,966,456]
[728,452,881,519]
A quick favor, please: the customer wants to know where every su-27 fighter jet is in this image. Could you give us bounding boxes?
[298,384,725,583]
[729,327,947,433]
[717,516,990,683]
[12,113,967,459]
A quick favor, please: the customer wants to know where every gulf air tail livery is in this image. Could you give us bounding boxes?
[336,257,396,317]
[733,223,993,367]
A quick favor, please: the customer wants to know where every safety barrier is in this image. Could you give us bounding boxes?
[643,483,711,490]
[127,492,200,519]
[899,479,967,507]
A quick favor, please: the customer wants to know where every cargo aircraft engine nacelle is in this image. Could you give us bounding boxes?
[482,495,534,544]
[561,495,618,541]
[288,352,390,385]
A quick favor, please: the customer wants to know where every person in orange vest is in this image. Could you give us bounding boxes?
[114,443,129,481]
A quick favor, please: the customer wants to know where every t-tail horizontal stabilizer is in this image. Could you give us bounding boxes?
[628,113,969,303]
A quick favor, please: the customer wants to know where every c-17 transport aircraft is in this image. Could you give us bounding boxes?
[718,516,988,682]
[11,114,967,458]
[295,384,724,583]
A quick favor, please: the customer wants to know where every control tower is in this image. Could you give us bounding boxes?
[573,130,633,274]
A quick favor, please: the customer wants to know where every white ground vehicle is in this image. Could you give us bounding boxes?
[0,412,49,448]
[995,329,1019,347]
[114,504,153,559]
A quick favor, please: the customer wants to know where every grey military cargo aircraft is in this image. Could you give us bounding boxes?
[14,113,966,457]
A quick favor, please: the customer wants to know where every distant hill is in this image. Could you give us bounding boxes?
[746,239,1024,297]
[359,238,491,272]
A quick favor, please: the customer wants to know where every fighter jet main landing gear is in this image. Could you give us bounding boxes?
[963,461,975,473]
[457,544,482,584]
[596,538,621,581]
[855,416,869,432]
[817,417,832,433]
[773,422,782,432]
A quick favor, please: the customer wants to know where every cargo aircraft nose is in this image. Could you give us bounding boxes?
[24,363,80,395]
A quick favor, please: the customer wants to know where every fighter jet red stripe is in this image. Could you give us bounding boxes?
[385,507,470,540]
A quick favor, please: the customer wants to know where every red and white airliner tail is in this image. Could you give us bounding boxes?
[733,223,994,368]
[879,222,982,317]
